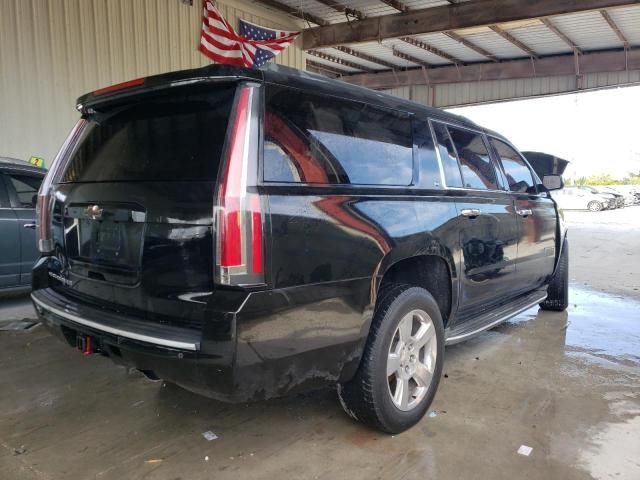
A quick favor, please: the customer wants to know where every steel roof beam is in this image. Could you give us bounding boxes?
[444,31,499,62]
[341,48,640,89]
[306,50,378,73]
[392,49,432,68]
[600,10,630,48]
[399,37,463,64]
[541,18,582,53]
[334,46,400,70]
[301,0,640,50]
[489,25,539,58]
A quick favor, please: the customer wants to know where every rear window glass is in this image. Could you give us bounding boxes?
[61,87,235,182]
[264,85,413,186]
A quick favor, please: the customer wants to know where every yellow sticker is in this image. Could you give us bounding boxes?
[29,156,45,168]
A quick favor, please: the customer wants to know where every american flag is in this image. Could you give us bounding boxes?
[199,0,300,68]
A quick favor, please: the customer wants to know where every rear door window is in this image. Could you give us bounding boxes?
[264,85,413,186]
[491,139,537,194]
[61,86,236,183]
[447,127,498,190]
[5,173,43,208]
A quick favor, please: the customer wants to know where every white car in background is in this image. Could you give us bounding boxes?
[551,186,612,212]
[578,186,622,208]
[598,186,637,206]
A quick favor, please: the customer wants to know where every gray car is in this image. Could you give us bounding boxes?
[0,157,46,292]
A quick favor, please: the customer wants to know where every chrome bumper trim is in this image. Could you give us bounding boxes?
[32,293,199,351]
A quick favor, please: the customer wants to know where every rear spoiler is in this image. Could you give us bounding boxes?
[76,64,263,113]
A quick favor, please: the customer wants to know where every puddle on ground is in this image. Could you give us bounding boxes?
[577,391,640,480]
[502,286,640,367]
[564,288,640,366]
[496,286,640,479]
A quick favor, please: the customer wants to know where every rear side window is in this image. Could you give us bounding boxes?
[6,173,42,208]
[448,127,498,190]
[431,121,463,188]
[264,86,413,185]
[61,87,236,182]
[491,139,537,194]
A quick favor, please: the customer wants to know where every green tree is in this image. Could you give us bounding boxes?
[623,171,640,185]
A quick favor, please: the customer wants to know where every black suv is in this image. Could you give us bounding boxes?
[31,65,568,433]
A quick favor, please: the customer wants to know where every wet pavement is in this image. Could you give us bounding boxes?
[1,211,639,479]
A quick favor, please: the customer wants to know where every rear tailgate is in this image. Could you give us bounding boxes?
[48,84,237,329]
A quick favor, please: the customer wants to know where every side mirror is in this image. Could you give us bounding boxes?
[542,174,563,191]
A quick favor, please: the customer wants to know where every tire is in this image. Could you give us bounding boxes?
[587,201,602,212]
[539,239,569,312]
[337,284,445,434]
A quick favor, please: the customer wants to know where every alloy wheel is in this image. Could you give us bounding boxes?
[386,309,438,411]
[588,201,602,212]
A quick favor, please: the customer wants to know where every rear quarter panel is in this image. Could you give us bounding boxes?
[233,185,459,398]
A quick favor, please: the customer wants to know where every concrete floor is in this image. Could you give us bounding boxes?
[1,208,639,480]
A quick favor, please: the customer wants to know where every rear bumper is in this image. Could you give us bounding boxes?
[32,283,366,402]
[31,286,237,401]
[32,257,371,402]
[32,289,200,351]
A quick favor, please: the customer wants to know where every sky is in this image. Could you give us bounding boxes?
[448,85,640,180]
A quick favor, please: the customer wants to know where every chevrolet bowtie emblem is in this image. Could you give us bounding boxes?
[85,204,103,220]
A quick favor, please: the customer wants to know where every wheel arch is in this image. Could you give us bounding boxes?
[339,252,457,384]
[374,254,455,328]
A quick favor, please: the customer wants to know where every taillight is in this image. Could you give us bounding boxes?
[215,85,264,286]
[250,193,263,274]
[36,120,86,253]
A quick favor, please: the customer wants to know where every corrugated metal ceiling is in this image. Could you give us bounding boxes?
[461,29,528,59]
[275,0,466,24]
[507,22,573,56]
[410,32,487,63]
[282,1,640,75]
[552,11,623,51]
[609,5,640,44]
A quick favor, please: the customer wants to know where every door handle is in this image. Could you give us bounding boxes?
[23,223,36,229]
[460,208,481,218]
[516,209,533,217]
